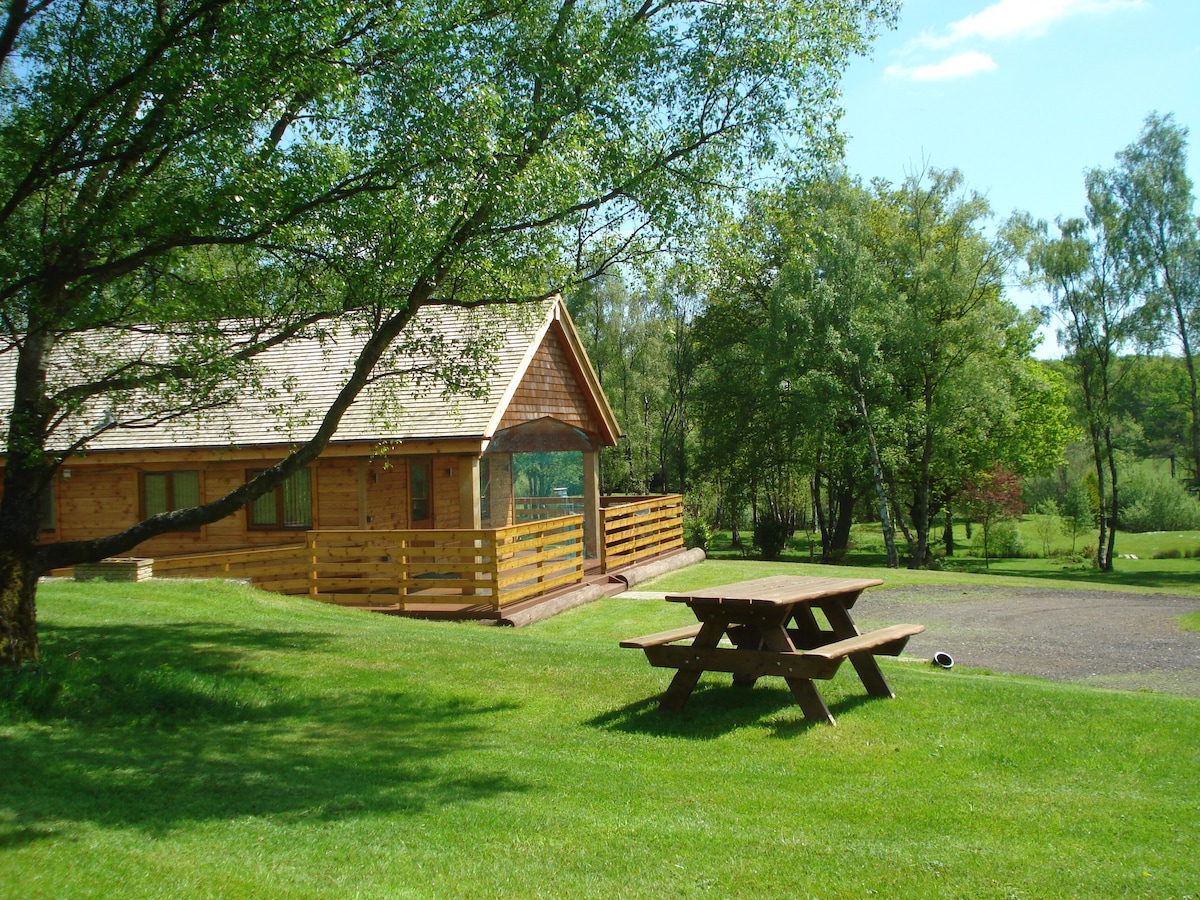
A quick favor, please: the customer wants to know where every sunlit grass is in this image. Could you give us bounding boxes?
[2,578,1198,898]
[700,524,1200,597]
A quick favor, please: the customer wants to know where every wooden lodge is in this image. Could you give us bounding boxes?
[2,298,691,621]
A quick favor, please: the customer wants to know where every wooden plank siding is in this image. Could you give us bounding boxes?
[498,325,600,434]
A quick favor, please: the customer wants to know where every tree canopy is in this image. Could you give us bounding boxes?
[0,0,900,664]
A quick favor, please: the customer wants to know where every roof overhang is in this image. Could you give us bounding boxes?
[486,417,599,454]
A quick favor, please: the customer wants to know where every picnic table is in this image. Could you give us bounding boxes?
[620,575,924,725]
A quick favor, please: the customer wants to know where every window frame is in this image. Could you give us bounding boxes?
[409,458,432,528]
[140,470,202,525]
[245,468,313,530]
[39,478,56,533]
[479,457,491,523]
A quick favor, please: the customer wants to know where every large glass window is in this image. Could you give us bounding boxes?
[247,469,312,529]
[39,480,55,531]
[479,458,491,522]
[142,471,200,518]
[410,461,430,525]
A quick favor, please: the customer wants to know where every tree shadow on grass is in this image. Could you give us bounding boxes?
[587,680,883,739]
[0,620,529,843]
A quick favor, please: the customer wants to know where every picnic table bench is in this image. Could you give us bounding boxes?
[621,575,924,724]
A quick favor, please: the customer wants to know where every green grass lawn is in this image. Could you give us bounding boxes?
[704,524,1200,598]
[3,577,1199,899]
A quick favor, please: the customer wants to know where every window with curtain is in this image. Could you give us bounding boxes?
[247,469,312,529]
[142,471,201,518]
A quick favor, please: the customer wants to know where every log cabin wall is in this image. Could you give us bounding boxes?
[432,459,461,528]
[13,456,385,558]
[364,462,409,530]
[9,444,557,559]
[316,460,362,529]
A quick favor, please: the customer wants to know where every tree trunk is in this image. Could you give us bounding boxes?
[830,484,855,553]
[1171,297,1200,493]
[0,548,40,665]
[943,506,954,557]
[909,433,935,568]
[1091,432,1110,572]
[857,390,898,568]
[1104,424,1119,570]
[1,325,56,665]
[811,474,830,559]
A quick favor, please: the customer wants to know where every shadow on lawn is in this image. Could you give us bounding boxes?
[0,620,528,842]
[588,682,878,739]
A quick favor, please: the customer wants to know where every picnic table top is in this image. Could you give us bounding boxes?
[664,575,884,607]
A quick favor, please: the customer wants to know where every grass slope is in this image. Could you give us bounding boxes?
[2,578,1199,899]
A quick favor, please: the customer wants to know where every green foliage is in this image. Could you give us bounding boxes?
[683,516,713,552]
[1119,462,1200,532]
[1105,114,1200,489]
[1033,499,1062,558]
[686,170,1064,568]
[970,519,1025,559]
[752,510,791,561]
[2,0,905,662]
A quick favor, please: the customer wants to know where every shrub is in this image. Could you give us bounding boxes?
[753,511,790,561]
[1032,499,1061,558]
[970,519,1024,559]
[1119,465,1200,532]
[683,517,713,552]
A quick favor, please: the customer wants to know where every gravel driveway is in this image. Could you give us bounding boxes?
[858,585,1200,698]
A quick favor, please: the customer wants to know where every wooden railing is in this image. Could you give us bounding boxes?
[150,493,685,611]
[514,495,585,521]
[600,494,684,571]
[152,544,308,595]
[393,515,584,610]
[152,517,586,613]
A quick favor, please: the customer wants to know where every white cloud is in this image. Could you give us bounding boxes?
[886,51,999,82]
[921,0,1147,48]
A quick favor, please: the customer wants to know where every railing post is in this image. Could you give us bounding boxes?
[599,506,610,573]
[397,534,409,610]
[306,532,319,597]
[492,527,508,612]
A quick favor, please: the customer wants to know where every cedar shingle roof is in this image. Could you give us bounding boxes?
[1,298,619,454]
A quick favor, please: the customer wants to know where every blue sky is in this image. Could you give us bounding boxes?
[836,0,1200,354]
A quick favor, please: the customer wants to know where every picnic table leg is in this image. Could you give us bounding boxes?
[658,620,727,711]
[760,623,836,725]
[788,604,827,649]
[820,601,894,699]
[728,623,763,686]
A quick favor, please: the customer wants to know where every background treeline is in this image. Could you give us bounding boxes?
[568,113,1200,570]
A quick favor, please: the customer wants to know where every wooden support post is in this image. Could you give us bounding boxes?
[583,448,600,561]
[458,458,483,597]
